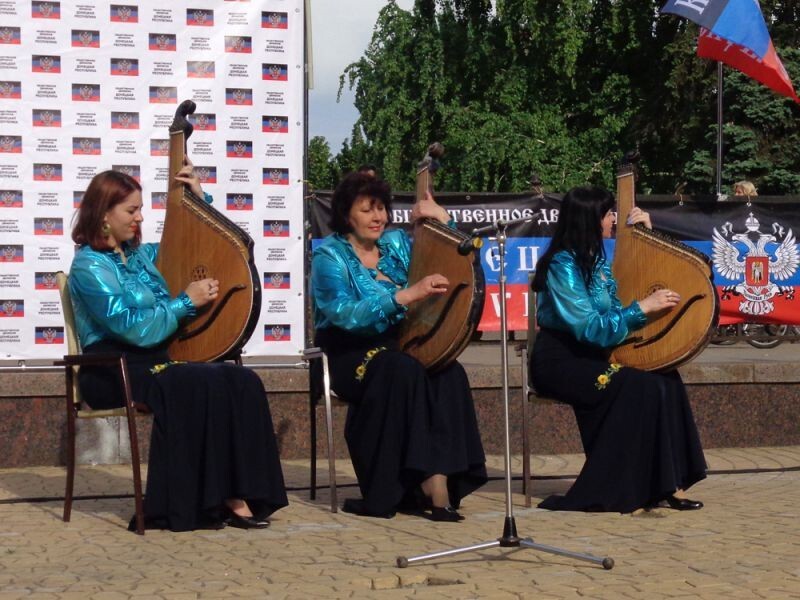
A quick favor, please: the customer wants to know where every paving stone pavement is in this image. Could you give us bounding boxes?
[0,447,799,599]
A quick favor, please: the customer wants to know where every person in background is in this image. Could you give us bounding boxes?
[733,180,758,197]
[530,186,707,513]
[68,168,288,531]
[357,164,378,178]
[311,171,487,522]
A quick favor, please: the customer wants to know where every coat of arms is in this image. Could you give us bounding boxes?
[191,10,209,25]
[2,300,16,316]
[232,141,247,156]
[77,31,94,46]
[39,56,54,72]
[712,212,800,315]
[117,6,132,22]
[39,3,54,18]
[155,34,171,50]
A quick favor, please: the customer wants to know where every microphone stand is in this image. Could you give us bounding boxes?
[396,217,614,570]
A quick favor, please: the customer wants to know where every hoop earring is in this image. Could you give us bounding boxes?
[101,222,111,236]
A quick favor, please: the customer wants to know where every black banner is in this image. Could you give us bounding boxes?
[309,192,800,328]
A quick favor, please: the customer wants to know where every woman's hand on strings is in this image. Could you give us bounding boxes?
[185,278,219,308]
[411,190,450,225]
[175,157,204,199]
[395,274,449,305]
[638,288,680,315]
[626,207,652,229]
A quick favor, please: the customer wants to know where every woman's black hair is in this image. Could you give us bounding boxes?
[329,171,393,235]
[531,186,615,291]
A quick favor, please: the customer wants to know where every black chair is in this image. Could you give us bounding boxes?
[55,271,151,534]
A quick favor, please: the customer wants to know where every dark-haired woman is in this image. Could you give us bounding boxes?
[311,171,487,521]
[68,168,287,531]
[530,186,706,513]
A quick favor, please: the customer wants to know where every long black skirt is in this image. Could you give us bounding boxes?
[530,328,707,513]
[316,327,488,516]
[79,340,288,531]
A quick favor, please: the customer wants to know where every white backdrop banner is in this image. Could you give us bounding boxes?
[0,0,306,360]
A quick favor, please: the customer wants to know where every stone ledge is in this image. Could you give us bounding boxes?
[0,364,313,398]
[2,351,799,467]
[2,359,796,399]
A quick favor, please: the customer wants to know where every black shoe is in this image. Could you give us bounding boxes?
[341,498,395,519]
[428,506,464,522]
[665,495,703,511]
[225,512,270,529]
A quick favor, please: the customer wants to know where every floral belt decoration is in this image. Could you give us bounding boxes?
[150,360,187,375]
[595,363,622,390]
[355,346,387,382]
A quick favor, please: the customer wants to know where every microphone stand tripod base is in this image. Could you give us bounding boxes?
[396,514,613,570]
[395,223,614,573]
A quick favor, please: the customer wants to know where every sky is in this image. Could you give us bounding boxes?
[308,0,414,153]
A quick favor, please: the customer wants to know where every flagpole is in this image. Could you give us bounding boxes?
[716,61,723,197]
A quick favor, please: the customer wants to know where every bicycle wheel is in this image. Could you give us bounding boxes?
[710,324,738,346]
[743,324,787,349]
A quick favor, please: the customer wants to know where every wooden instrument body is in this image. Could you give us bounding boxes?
[397,219,485,371]
[396,142,485,372]
[610,167,718,371]
[155,126,261,362]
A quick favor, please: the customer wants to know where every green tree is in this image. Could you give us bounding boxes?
[331,125,375,177]
[680,46,800,194]
[306,136,337,191]
[335,0,800,194]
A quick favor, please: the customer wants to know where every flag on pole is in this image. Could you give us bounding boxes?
[661,0,771,59]
[697,28,799,103]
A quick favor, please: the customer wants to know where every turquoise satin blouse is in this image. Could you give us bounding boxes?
[312,229,411,336]
[536,250,647,348]
[68,191,213,349]
[69,242,195,349]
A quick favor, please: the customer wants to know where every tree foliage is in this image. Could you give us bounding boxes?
[311,0,800,194]
[306,136,338,191]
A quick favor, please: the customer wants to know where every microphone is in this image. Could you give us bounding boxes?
[457,236,483,256]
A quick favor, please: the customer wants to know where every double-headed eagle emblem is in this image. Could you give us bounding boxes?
[712,212,799,315]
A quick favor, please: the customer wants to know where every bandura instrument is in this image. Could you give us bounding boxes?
[610,159,718,371]
[156,100,261,362]
[397,143,485,371]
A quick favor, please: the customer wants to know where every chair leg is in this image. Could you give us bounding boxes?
[321,354,338,513]
[522,393,532,508]
[63,369,76,523]
[120,358,145,535]
[309,392,318,501]
[325,395,337,513]
[521,350,532,508]
[126,413,145,535]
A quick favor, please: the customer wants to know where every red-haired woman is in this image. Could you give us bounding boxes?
[68,168,287,531]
